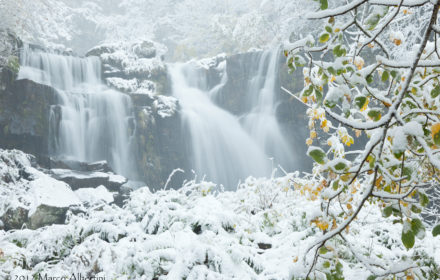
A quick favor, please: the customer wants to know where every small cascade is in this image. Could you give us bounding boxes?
[170,63,271,189]
[18,47,138,179]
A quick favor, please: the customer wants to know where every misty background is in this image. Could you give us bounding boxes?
[0,0,319,59]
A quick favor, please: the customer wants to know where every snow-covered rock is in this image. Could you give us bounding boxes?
[50,169,128,191]
[133,40,157,59]
[0,149,80,230]
[153,95,178,118]
[75,185,114,206]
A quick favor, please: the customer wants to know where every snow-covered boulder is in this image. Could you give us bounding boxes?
[50,169,128,191]
[75,185,114,207]
[0,149,81,230]
[133,40,156,59]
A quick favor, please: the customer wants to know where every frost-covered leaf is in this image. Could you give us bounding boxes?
[367,109,381,121]
[307,147,327,164]
[411,218,424,237]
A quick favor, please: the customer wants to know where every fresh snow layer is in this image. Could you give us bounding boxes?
[75,186,114,206]
[0,150,80,217]
[28,176,80,216]
[1,173,439,279]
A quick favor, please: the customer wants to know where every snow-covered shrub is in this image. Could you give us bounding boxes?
[0,173,439,279]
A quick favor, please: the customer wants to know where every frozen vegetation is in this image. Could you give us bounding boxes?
[0,149,439,279]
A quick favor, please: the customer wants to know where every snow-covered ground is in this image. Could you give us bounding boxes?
[1,150,439,279]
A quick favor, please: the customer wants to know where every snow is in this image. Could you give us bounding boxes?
[106,77,139,93]
[51,169,109,180]
[28,176,80,216]
[0,150,80,217]
[108,174,127,185]
[75,186,114,206]
[403,121,424,137]
[1,173,438,279]
[154,95,178,118]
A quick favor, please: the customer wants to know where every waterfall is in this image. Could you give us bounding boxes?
[241,48,294,170]
[18,47,138,179]
[170,48,294,189]
[170,63,271,189]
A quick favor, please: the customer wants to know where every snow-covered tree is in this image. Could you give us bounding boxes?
[285,0,440,278]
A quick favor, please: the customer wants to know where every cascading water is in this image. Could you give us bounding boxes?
[18,46,138,178]
[241,48,294,169]
[170,48,294,189]
[170,63,271,188]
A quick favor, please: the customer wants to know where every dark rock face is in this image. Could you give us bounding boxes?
[1,204,71,231]
[28,204,68,230]
[1,207,28,231]
[133,101,189,190]
[0,79,58,158]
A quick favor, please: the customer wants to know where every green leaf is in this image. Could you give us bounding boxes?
[320,33,330,43]
[431,85,440,98]
[324,100,337,108]
[411,205,422,214]
[308,147,327,164]
[334,162,347,171]
[390,70,398,79]
[323,261,331,268]
[383,206,393,218]
[366,15,381,30]
[303,85,314,96]
[411,218,424,236]
[402,229,415,249]
[355,96,367,110]
[433,224,440,237]
[381,71,389,82]
[402,167,412,181]
[366,74,373,84]
[319,246,329,254]
[325,26,332,33]
[319,0,328,10]
[315,88,323,103]
[368,109,382,121]
[328,67,337,75]
[420,192,429,207]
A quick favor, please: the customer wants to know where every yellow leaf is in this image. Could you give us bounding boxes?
[360,97,369,112]
[332,219,337,230]
[432,123,440,145]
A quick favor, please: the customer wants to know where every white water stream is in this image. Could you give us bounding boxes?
[170,48,294,189]
[18,47,137,178]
